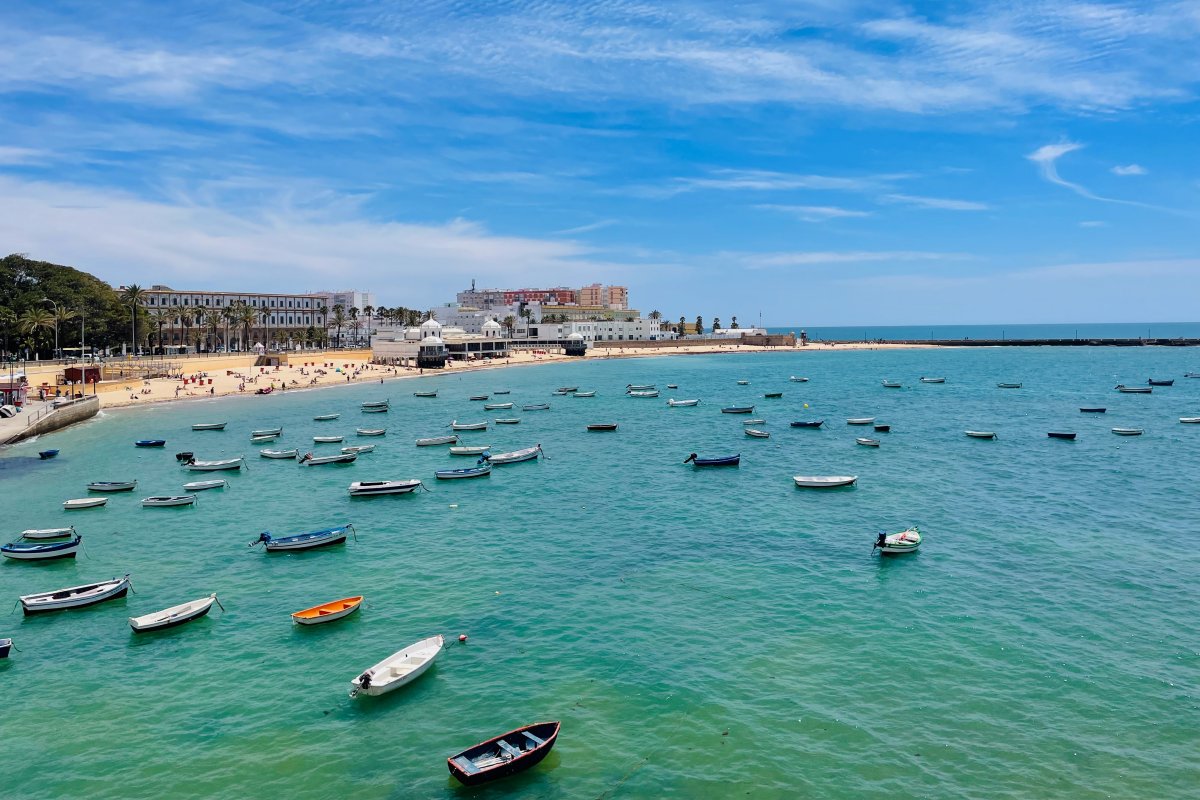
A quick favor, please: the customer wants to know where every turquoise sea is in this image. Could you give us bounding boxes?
[2,347,1198,799]
[767,321,1200,341]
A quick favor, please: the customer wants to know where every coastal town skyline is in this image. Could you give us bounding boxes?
[1,1,1198,325]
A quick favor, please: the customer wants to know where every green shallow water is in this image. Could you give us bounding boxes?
[2,348,1198,799]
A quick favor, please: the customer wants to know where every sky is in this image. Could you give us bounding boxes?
[1,0,1198,326]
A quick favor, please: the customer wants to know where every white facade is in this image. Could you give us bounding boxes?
[316,289,377,313]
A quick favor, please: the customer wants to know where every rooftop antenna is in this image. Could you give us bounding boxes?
[471,279,476,292]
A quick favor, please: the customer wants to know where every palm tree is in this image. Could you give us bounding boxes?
[206,315,220,354]
[179,308,194,353]
[348,306,360,347]
[649,309,662,331]
[0,307,16,358]
[221,305,235,351]
[730,316,739,329]
[18,308,55,358]
[259,307,272,351]
[678,316,686,336]
[712,317,721,333]
[120,284,148,355]
[695,316,704,337]
[502,314,517,338]
[150,309,171,352]
[331,305,346,348]
[362,305,374,345]
[236,303,256,352]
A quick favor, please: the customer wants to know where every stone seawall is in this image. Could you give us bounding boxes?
[4,396,100,444]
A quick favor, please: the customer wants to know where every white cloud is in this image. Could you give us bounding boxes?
[0,146,50,165]
[755,204,871,222]
[1079,220,1106,227]
[1111,164,1147,176]
[1026,142,1173,212]
[883,193,990,211]
[737,250,964,269]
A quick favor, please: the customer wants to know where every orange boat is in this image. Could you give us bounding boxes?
[291,596,363,625]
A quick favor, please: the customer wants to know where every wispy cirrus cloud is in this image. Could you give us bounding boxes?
[1027,141,1182,213]
[755,204,871,222]
[883,193,990,211]
[1111,164,1147,176]
[736,250,966,269]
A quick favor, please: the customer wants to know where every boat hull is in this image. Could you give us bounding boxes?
[448,722,561,787]
[21,576,131,614]
[129,596,216,632]
[292,596,363,625]
[349,481,421,496]
[2,536,82,560]
[793,476,857,488]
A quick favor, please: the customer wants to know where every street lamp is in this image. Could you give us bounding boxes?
[40,297,59,360]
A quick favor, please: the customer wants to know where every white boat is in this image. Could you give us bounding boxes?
[250,434,279,444]
[965,431,997,439]
[626,384,656,391]
[313,414,340,421]
[920,377,946,384]
[348,480,423,497]
[666,398,699,407]
[253,525,352,550]
[416,435,458,446]
[486,445,541,465]
[744,429,770,438]
[2,535,82,561]
[20,574,131,614]
[292,596,363,624]
[874,527,921,555]
[435,463,493,479]
[357,428,387,436]
[64,497,107,510]
[522,403,551,411]
[361,406,389,413]
[260,448,299,459]
[494,418,521,424]
[413,390,438,397]
[856,437,881,447]
[451,420,488,431]
[21,526,76,540]
[789,376,809,382]
[350,635,445,698]
[881,380,902,388]
[742,418,766,425]
[129,594,221,632]
[341,444,375,454]
[627,390,659,398]
[361,400,390,409]
[185,457,244,471]
[846,418,876,425]
[793,475,858,488]
[450,445,491,456]
[191,422,227,431]
[313,435,344,443]
[1180,417,1200,424]
[250,427,282,438]
[299,452,358,465]
[483,402,513,410]
[997,383,1022,389]
[142,495,197,507]
[87,480,137,492]
[183,479,227,491]
[737,380,750,385]
[574,391,596,397]
[1111,428,1144,436]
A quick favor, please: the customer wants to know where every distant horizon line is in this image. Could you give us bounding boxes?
[766,321,1200,329]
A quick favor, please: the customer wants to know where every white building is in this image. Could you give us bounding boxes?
[315,289,377,313]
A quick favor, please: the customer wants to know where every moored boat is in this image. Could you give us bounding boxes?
[252,525,353,551]
[683,453,740,467]
[350,635,444,698]
[874,424,890,432]
[881,380,902,388]
[451,420,489,430]
[348,480,422,497]
[361,405,389,413]
[129,594,222,632]
[447,721,561,787]
[856,437,881,447]
[626,390,659,398]
[356,428,387,436]
[87,480,137,492]
[874,527,921,555]
[1080,407,1107,413]
[666,398,699,407]
[1111,427,1144,436]
[184,457,244,471]
[63,497,107,510]
[494,418,521,424]
[435,463,493,479]
[846,418,875,425]
[20,574,131,614]
[1115,385,1151,394]
[21,526,75,540]
[449,445,491,456]
[134,440,166,448]
[1047,432,1077,440]
[250,434,278,444]
[141,495,197,507]
[737,380,750,385]
[361,400,390,409]
[483,402,513,410]
[470,395,490,401]
[721,405,755,414]
[557,387,578,393]
[183,479,227,491]
[313,435,344,443]
[493,390,511,395]
[744,428,770,438]
[965,430,997,439]
[2,534,82,561]
[292,595,363,624]
[313,413,340,421]
[626,384,655,391]
[789,376,809,382]
[341,445,375,455]
[416,435,458,446]
[666,384,678,389]
[413,390,438,398]
[574,391,596,397]
[920,377,945,383]
[250,427,282,438]
[793,475,857,488]
[1148,378,1174,386]
[298,452,357,465]
[997,383,1022,389]
[39,449,59,459]
[1180,417,1200,424]
[586,423,618,431]
[790,419,824,428]
[260,448,299,459]
[742,418,765,425]
[763,392,783,398]
[0,638,10,658]
[485,445,541,465]
[191,422,227,431]
[521,403,551,411]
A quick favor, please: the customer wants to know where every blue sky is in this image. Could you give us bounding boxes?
[1,0,1198,325]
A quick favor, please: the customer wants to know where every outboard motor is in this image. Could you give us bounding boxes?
[874,532,887,550]
[175,451,194,462]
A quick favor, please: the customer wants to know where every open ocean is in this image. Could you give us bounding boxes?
[766,321,1200,341]
[2,347,1198,799]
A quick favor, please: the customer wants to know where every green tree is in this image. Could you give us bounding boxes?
[712,317,721,332]
[730,316,739,329]
[678,315,686,335]
[121,284,148,354]
[150,309,171,352]
[695,316,703,336]
[348,306,360,347]
[330,304,347,347]
[18,307,55,356]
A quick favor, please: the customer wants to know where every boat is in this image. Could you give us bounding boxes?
[2,535,82,561]
[742,418,765,425]
[361,405,389,413]
[997,383,1022,389]
[744,428,770,438]
[1111,428,1144,436]
[413,390,438,398]
[129,594,222,632]
[1115,385,1152,394]
[793,475,857,488]
[1048,432,1077,440]
[965,431,997,439]
[447,721,561,787]
[451,420,488,431]
[135,440,166,448]
[20,574,131,614]
[763,392,783,399]
[1180,417,1200,424]
[627,390,659,398]
[493,390,511,395]
[38,449,59,459]
[551,390,568,396]
[557,387,578,393]
[416,435,458,446]
[250,428,282,437]
[87,480,137,492]
[313,435,344,443]
[341,445,375,455]
[175,451,194,462]
[250,435,279,446]
[522,403,551,411]
[252,525,353,551]
[789,376,809,382]
[254,386,273,395]
[450,444,491,456]
[881,380,902,388]
[191,422,227,431]
[737,380,750,385]
[874,527,921,555]
[790,420,824,428]
[260,448,299,459]
[361,400,390,409]
[587,423,618,431]
[470,395,490,401]
[435,463,493,479]
[291,595,363,624]
[183,479,227,491]
[846,418,875,425]
[184,457,244,471]
[298,452,358,465]
[1148,379,1174,386]
[856,437,881,447]
[142,495,197,507]
[494,418,521,425]
[920,377,946,383]
[356,428,387,436]
[626,384,655,391]
[486,445,541,465]
[484,402,514,410]
[683,453,740,467]
[0,638,10,658]
[348,480,422,497]
[666,398,699,407]
[350,635,445,698]
[666,384,678,389]
[64,497,107,510]
[721,406,755,414]
[873,424,891,432]
[313,414,340,421]
[20,526,75,540]
[574,391,596,398]
[1080,408,1107,413]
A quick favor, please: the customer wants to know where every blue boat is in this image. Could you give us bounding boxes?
[251,525,353,552]
[135,440,166,448]
[38,449,59,459]
[790,420,824,428]
[435,463,493,480]
[0,638,11,658]
[683,453,741,467]
[2,535,83,561]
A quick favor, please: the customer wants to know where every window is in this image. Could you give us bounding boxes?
[172,298,178,306]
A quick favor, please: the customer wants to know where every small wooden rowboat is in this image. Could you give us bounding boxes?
[250,434,279,444]
[313,413,340,421]
[1148,378,1174,386]
[435,463,493,479]
[298,452,357,465]
[250,427,283,437]
[447,721,561,787]
[470,395,490,401]
[129,594,222,632]
[141,495,197,507]
[1180,417,1200,424]
[361,400,390,409]
[348,480,422,497]
[87,480,137,492]
[416,435,458,446]
[483,402,513,410]
[522,403,551,411]
[874,424,891,432]
[185,457,244,471]
[1047,432,1077,440]
[451,420,489,431]
[361,405,389,413]
[1115,385,1151,394]
[574,391,596,397]
[183,479,227,492]
[626,384,655,391]
[260,448,299,459]
[341,445,375,455]
[737,380,750,385]
[683,453,740,467]
[856,437,881,447]
[627,390,659,398]
[413,390,438,397]
[846,418,875,425]
[920,377,946,383]
[666,398,699,407]
[965,431,997,439]
[587,423,618,431]
[2,535,82,561]
[493,418,521,424]
[1080,407,1107,413]
[742,418,765,425]
[356,428,386,436]
[350,635,444,698]
[292,595,363,625]
[486,445,541,465]
[763,392,783,398]
[997,383,1022,389]
[64,497,107,510]
[666,384,678,389]
[21,526,75,540]
[191,422,227,431]
[790,420,824,428]
[721,406,755,414]
[313,435,344,443]
[493,390,511,395]
[793,475,857,488]
[881,380,902,388]
[39,449,59,459]
[20,574,131,614]
[744,428,770,438]
[252,525,354,551]
[874,527,921,555]
[1111,428,1144,436]
[135,439,166,448]
[450,445,491,456]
